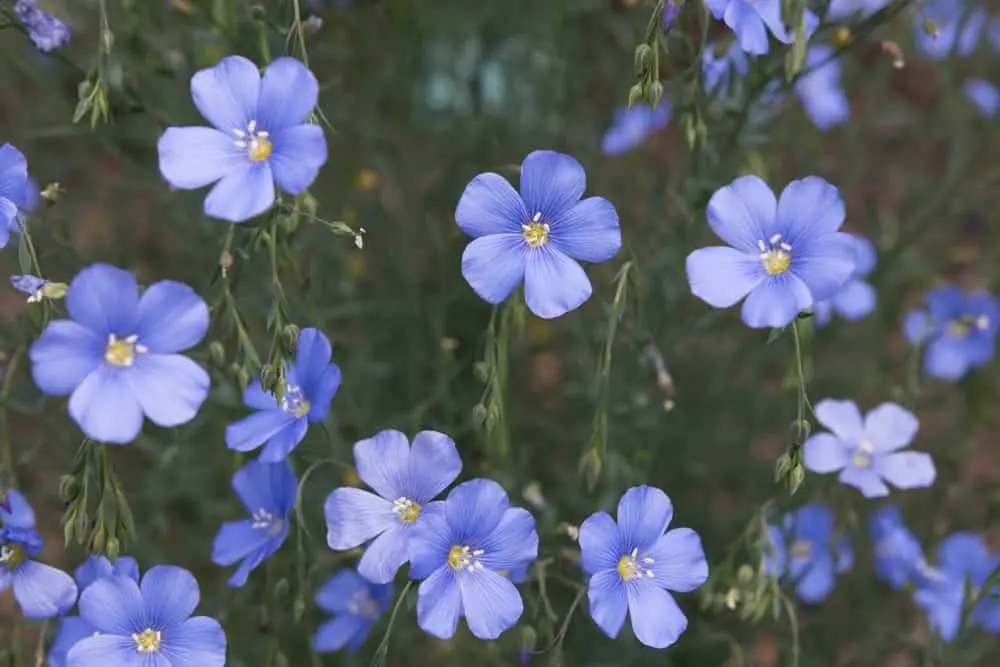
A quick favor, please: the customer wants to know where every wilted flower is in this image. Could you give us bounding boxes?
[813,234,877,326]
[455,150,621,319]
[704,0,818,55]
[314,568,393,654]
[765,504,853,603]
[407,479,538,640]
[600,102,671,156]
[903,286,999,381]
[579,485,708,649]
[13,0,71,52]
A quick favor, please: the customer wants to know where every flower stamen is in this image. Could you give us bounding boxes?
[447,545,485,572]
[105,334,147,367]
[133,628,161,653]
[616,548,655,581]
[233,120,272,162]
[392,497,421,524]
[851,439,875,468]
[522,212,550,248]
[279,385,311,418]
[757,234,792,276]
[251,509,284,536]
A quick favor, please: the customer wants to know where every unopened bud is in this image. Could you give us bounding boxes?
[634,44,653,77]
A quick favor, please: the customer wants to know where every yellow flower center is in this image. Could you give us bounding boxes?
[249,137,272,162]
[616,548,654,581]
[447,545,483,571]
[948,315,989,338]
[232,120,272,162]
[392,497,421,524]
[0,544,26,571]
[790,539,812,559]
[348,590,381,619]
[522,212,550,248]
[133,628,161,653]
[105,334,145,367]
[758,234,792,276]
[851,440,875,468]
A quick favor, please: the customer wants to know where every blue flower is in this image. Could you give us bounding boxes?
[804,399,935,497]
[0,143,31,249]
[13,0,71,52]
[903,286,999,381]
[455,150,621,319]
[66,565,226,666]
[600,102,671,156]
[158,56,328,223]
[686,175,856,329]
[827,0,890,19]
[29,264,211,444]
[49,556,141,667]
[703,42,749,98]
[914,533,1000,641]
[661,0,682,33]
[705,0,818,55]
[314,568,393,654]
[813,234,877,326]
[0,489,78,618]
[407,478,538,640]
[765,504,853,603]
[325,430,462,583]
[964,78,1000,118]
[226,327,341,461]
[212,459,296,587]
[578,485,708,649]
[10,274,47,302]
[794,45,850,131]
[915,0,985,60]
[869,506,930,590]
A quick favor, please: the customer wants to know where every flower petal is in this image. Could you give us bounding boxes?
[814,398,865,442]
[937,532,990,576]
[795,557,835,603]
[315,569,366,613]
[358,525,410,584]
[408,513,452,580]
[141,565,200,629]
[579,511,622,575]
[294,327,331,394]
[646,527,709,592]
[226,409,295,453]
[353,429,411,499]
[461,234,527,305]
[445,479,510,543]
[518,150,586,220]
[686,246,765,308]
[314,614,368,654]
[626,583,687,648]
[965,78,1000,118]
[776,176,845,241]
[12,561,77,619]
[478,508,538,572]
[524,246,592,319]
[706,175,776,252]
[587,569,628,638]
[203,162,275,223]
[416,567,462,639]
[242,380,280,411]
[725,2,770,55]
[269,124,326,194]
[548,197,621,263]
[0,144,28,202]
[616,486,673,550]
[258,417,309,461]
[68,366,144,444]
[0,489,35,530]
[306,366,340,422]
[459,568,523,640]
[838,466,889,498]
[455,173,526,237]
[29,320,104,396]
[803,433,850,473]
[407,430,462,502]
[65,264,139,336]
[67,634,145,667]
[212,519,271,566]
[324,487,395,550]
[831,279,876,320]
[876,452,936,490]
[161,616,227,667]
[232,459,297,514]
[78,574,144,634]
[864,402,918,452]
[131,354,210,428]
[789,233,856,301]
[740,274,811,328]
[256,57,319,130]
[191,55,260,133]
[49,616,96,667]
[157,127,246,190]
[134,281,209,354]
[925,337,971,381]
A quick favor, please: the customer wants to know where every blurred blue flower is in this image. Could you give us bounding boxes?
[325,430,462,583]
[794,45,850,131]
[29,263,210,444]
[804,399,934,498]
[765,504,853,603]
[600,102,671,156]
[914,533,1000,641]
[578,485,708,649]
[407,478,538,640]
[915,0,985,60]
[813,234,877,326]
[703,41,749,97]
[13,0,71,52]
[226,327,341,461]
[964,78,1000,117]
[826,0,890,20]
[10,274,47,302]
[49,556,141,667]
[661,0,682,33]
[314,568,393,654]
[158,56,328,223]
[0,143,30,249]
[212,460,296,587]
[686,175,856,329]
[705,0,818,55]
[455,150,621,319]
[869,506,930,590]
[67,565,226,667]
[0,489,78,619]
[903,286,999,381]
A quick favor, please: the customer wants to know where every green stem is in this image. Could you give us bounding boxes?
[0,347,23,485]
[371,580,414,667]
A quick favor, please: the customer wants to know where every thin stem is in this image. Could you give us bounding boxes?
[532,588,587,655]
[790,320,811,425]
[0,347,24,485]
[371,580,414,666]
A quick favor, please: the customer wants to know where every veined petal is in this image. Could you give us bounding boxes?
[523,246,592,319]
[803,433,850,473]
[416,567,462,639]
[135,281,209,353]
[157,127,246,190]
[29,320,103,396]
[587,569,628,638]
[478,508,538,571]
[160,616,227,667]
[256,57,319,131]
[686,246,765,308]
[445,479,509,544]
[789,232,856,301]
[626,583,687,648]
[864,402,918,452]
[357,525,410,584]
[876,452,936,490]
[258,417,309,461]
[407,430,462,503]
[548,196,621,263]
[226,409,295,453]
[269,124,326,195]
[306,366,341,423]
[78,574,144,634]
[353,429,411,499]
[777,176,846,242]
[814,398,865,442]
[518,150,586,221]
[232,459,297,514]
[12,561,77,618]
[293,328,332,394]
[408,513,453,580]
[458,569,523,640]
[67,634,144,667]
[455,173,526,237]
[838,466,889,498]
[740,274,811,329]
[315,569,366,613]
[131,354,210,428]
[141,565,200,629]
[203,162,275,223]
[191,55,260,133]
[211,519,272,566]
[725,2,769,55]
[579,511,622,575]
[68,366,144,444]
[324,487,395,550]
[243,380,280,411]
[706,175,776,251]
[461,234,527,305]
[65,264,140,336]
[616,486,673,550]
[645,527,709,592]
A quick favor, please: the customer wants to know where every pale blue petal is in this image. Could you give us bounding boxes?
[67,635,145,667]
[832,280,876,320]
[777,177,846,242]
[523,247,591,319]
[937,532,989,577]
[315,569,366,613]
[12,561,77,618]
[212,519,271,566]
[408,513,453,580]
[314,614,368,653]
[190,55,260,133]
[795,557,835,603]
[725,2,769,55]
[157,127,246,189]
[790,234,856,302]
[134,281,209,353]
[706,175,776,252]
[965,78,1000,118]
[876,452,935,490]
[587,569,628,638]
[740,274,811,328]
[461,234,527,304]
[78,575,144,634]
[306,366,340,422]
[626,583,687,648]
[803,433,850,473]
[616,486,673,550]
[548,197,621,263]
[407,430,462,503]
[925,337,971,380]
[646,527,709,592]
[579,511,621,575]
[160,616,227,667]
[141,565,200,629]
[131,354,210,428]
[232,459,297,514]
[29,321,104,396]
[65,264,139,336]
[68,366,144,444]
[686,246,765,308]
[839,466,889,498]
[73,556,112,589]
[755,0,796,41]
[269,124,326,194]
[293,328,331,395]
[324,487,395,550]
[903,310,932,344]
[243,380,279,411]
[416,567,462,639]
[226,409,295,453]
[445,479,510,543]
[203,162,275,223]
[864,402,918,452]
[518,150,586,221]
[258,417,309,461]
[49,616,96,667]
[227,541,280,587]
[459,568,523,640]
[478,508,538,571]
[0,144,28,202]
[353,429,410,499]
[705,0,729,19]
[455,173,526,237]
[814,398,864,442]
[256,57,319,131]
[358,525,410,584]
[0,490,35,530]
